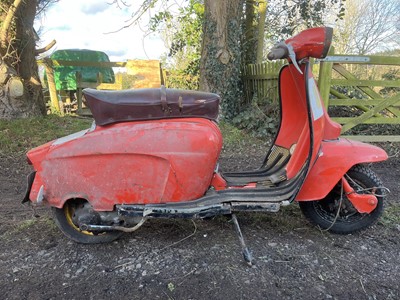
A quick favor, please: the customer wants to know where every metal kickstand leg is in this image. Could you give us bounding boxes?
[231,214,254,266]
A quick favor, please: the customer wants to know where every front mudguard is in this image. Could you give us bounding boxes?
[296,138,388,201]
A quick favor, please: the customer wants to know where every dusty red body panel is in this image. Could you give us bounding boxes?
[296,138,388,201]
[275,65,308,149]
[28,118,222,210]
[275,63,329,179]
[274,64,309,179]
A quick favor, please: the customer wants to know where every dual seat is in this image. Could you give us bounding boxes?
[83,86,220,126]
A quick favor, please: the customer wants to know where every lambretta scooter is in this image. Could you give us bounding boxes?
[24,27,388,264]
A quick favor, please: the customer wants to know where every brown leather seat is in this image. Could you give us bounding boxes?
[84,87,220,126]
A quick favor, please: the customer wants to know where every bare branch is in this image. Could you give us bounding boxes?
[36,0,60,16]
[108,0,131,9]
[35,39,56,55]
[0,0,23,48]
[105,0,159,34]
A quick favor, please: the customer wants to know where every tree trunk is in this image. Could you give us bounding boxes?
[242,0,257,65]
[200,0,244,119]
[256,0,267,63]
[0,0,45,119]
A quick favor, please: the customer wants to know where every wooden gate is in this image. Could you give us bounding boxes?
[243,53,400,142]
[318,54,400,141]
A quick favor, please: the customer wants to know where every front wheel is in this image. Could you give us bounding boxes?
[52,199,123,244]
[299,165,385,234]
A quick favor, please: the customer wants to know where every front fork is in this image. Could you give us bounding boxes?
[341,176,377,214]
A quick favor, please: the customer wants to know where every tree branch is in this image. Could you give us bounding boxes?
[105,0,159,34]
[35,39,56,55]
[0,0,23,48]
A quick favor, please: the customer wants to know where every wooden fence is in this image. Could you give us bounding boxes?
[242,60,285,105]
[243,53,400,142]
[39,59,164,115]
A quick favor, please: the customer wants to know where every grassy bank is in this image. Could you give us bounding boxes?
[0,115,93,154]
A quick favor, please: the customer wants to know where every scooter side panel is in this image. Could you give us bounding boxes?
[275,64,326,180]
[275,65,308,149]
[29,118,222,210]
[296,138,388,201]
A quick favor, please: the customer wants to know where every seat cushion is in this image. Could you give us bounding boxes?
[83,87,220,126]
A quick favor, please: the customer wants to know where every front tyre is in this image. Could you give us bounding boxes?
[299,165,385,234]
[52,199,123,244]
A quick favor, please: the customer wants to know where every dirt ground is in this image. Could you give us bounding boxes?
[0,141,399,300]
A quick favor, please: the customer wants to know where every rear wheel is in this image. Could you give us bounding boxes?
[52,199,123,244]
[299,165,385,234]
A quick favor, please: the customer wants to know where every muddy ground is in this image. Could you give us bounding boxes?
[0,141,399,300]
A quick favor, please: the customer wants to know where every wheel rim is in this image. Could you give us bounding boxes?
[313,176,370,224]
[64,202,95,236]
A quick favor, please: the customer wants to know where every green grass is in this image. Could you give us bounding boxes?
[380,204,400,227]
[219,121,269,145]
[219,121,247,146]
[0,217,57,241]
[0,115,93,154]
[219,120,270,152]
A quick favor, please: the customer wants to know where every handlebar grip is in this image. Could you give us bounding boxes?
[267,47,288,60]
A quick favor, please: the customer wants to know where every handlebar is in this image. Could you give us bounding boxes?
[267,45,288,60]
[268,42,303,74]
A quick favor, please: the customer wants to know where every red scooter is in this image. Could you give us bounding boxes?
[24,27,388,264]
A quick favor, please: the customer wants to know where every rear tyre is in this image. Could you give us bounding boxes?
[299,165,385,234]
[52,199,123,244]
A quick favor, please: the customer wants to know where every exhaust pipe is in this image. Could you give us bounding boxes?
[80,217,147,233]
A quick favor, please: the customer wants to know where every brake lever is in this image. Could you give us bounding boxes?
[287,44,303,74]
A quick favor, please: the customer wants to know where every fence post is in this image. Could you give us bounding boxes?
[318,47,334,107]
[44,58,61,113]
[76,71,83,113]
